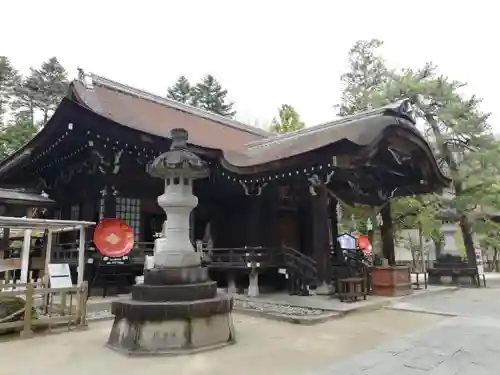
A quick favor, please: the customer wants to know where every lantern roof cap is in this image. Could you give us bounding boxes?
[147,128,209,179]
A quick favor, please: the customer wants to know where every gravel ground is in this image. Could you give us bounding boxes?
[234,298,326,316]
[85,299,327,321]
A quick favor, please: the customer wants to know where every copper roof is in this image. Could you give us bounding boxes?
[72,72,271,152]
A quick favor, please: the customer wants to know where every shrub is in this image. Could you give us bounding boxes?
[0,295,38,334]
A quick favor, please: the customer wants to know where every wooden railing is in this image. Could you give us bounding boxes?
[206,247,284,269]
[282,246,318,284]
[0,281,89,338]
[203,246,319,286]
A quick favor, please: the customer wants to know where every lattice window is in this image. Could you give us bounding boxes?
[115,197,141,241]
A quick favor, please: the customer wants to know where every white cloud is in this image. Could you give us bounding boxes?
[1,0,498,129]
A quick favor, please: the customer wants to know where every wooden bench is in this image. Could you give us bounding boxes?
[428,267,486,287]
[338,277,367,302]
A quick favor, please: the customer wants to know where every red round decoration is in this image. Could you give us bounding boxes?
[357,235,372,255]
[93,218,135,257]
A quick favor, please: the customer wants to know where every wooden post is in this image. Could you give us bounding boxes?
[43,229,53,312]
[78,281,89,327]
[311,184,331,293]
[103,186,116,218]
[246,195,261,246]
[380,202,396,265]
[77,226,86,286]
[329,197,340,262]
[59,292,67,316]
[0,227,10,261]
[20,229,32,283]
[20,283,34,338]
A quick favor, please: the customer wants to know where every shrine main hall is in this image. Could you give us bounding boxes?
[0,71,449,296]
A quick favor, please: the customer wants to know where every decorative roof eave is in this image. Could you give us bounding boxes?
[74,70,273,138]
[219,102,451,191]
[0,98,77,178]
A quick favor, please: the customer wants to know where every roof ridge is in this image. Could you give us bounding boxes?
[246,100,412,150]
[80,71,272,138]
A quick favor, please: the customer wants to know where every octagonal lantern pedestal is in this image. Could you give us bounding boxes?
[106,128,235,356]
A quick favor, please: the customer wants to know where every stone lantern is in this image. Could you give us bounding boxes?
[147,128,209,268]
[107,128,235,356]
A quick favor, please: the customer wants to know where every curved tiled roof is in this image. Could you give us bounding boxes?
[71,72,271,152]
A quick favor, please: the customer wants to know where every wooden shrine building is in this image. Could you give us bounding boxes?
[0,71,449,295]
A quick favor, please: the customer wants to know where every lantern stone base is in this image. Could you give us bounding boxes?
[371,266,413,297]
[153,238,202,267]
[107,267,235,356]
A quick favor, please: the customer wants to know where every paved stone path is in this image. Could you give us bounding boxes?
[319,288,500,375]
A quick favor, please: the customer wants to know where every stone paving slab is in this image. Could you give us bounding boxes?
[316,316,500,375]
[389,288,500,319]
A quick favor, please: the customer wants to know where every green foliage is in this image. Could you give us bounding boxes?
[166,75,193,104]
[31,57,69,124]
[11,57,69,126]
[338,38,500,263]
[0,56,20,124]
[167,74,236,118]
[336,39,388,117]
[269,104,305,133]
[192,74,236,118]
[0,119,37,159]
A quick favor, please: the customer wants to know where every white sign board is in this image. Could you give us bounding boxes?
[48,263,73,288]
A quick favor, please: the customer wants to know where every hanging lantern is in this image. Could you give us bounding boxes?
[366,217,373,231]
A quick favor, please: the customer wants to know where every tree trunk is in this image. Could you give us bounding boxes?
[425,113,478,269]
[493,249,499,272]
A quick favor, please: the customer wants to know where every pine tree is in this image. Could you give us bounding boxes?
[31,57,69,124]
[11,70,39,126]
[269,104,305,133]
[0,57,20,124]
[369,58,500,268]
[336,39,388,117]
[11,57,69,127]
[166,75,194,105]
[192,75,236,118]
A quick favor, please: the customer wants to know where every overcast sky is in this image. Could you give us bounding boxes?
[1,0,498,130]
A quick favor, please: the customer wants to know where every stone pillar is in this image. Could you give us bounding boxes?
[247,269,259,297]
[227,272,237,294]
